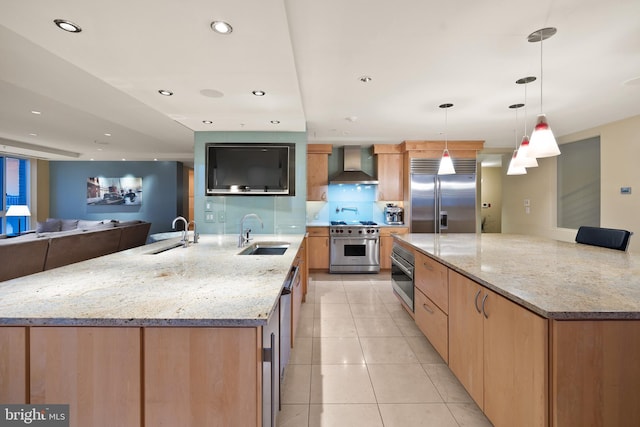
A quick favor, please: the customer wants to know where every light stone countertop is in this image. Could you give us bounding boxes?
[0,234,304,327]
[395,233,640,320]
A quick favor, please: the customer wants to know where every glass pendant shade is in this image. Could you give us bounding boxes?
[507,150,527,175]
[529,114,560,158]
[438,149,456,175]
[513,135,539,168]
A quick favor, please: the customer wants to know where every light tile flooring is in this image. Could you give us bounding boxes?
[278,271,494,427]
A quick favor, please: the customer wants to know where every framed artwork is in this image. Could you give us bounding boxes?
[87,177,143,206]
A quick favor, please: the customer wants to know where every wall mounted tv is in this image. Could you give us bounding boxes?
[205,143,296,196]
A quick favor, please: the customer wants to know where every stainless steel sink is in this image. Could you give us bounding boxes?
[238,242,290,255]
[145,242,185,254]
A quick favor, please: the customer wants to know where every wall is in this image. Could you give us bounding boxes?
[193,131,308,235]
[49,161,184,235]
[502,114,640,252]
[480,166,502,233]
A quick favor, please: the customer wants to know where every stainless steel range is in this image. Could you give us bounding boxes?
[329,221,380,273]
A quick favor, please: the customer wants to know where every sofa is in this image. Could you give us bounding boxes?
[0,219,151,282]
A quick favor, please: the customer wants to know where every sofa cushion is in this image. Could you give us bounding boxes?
[37,219,62,233]
[77,219,104,230]
[60,219,79,231]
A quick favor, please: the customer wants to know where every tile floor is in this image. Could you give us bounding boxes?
[278,271,494,427]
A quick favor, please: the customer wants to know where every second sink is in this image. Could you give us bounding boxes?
[238,242,290,255]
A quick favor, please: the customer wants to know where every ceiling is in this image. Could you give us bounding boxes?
[1,0,638,165]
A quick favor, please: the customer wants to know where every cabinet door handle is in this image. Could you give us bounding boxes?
[474,290,482,313]
[321,192,327,201]
[422,303,434,314]
[422,262,434,271]
[481,294,489,319]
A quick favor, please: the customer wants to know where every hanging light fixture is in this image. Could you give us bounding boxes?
[507,104,527,175]
[437,103,456,175]
[528,27,561,158]
[513,76,539,168]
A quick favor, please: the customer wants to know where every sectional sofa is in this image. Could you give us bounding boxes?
[0,219,151,282]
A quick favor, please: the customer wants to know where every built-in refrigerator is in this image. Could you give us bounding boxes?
[409,158,477,233]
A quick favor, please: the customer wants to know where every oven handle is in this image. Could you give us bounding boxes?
[390,253,414,279]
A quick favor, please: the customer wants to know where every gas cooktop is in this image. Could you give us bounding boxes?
[330,221,378,226]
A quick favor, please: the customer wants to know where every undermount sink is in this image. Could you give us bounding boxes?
[145,242,185,254]
[238,242,290,256]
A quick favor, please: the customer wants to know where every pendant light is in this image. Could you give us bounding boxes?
[507,104,527,175]
[437,103,456,175]
[513,76,539,168]
[528,27,561,158]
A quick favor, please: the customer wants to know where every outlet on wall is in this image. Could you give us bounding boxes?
[218,211,226,223]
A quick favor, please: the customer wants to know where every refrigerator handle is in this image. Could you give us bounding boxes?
[435,177,441,233]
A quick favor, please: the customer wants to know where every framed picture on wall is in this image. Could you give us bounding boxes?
[87,177,143,206]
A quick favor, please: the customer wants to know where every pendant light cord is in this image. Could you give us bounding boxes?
[539,34,544,113]
[444,107,448,150]
[524,83,528,135]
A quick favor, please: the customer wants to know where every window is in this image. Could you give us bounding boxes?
[557,136,600,229]
[1,156,31,235]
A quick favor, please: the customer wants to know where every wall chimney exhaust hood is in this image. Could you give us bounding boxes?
[329,145,378,185]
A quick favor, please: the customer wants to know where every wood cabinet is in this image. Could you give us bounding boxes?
[414,251,449,313]
[307,227,329,270]
[374,145,404,201]
[30,327,141,427]
[379,227,408,269]
[448,270,548,427]
[145,327,260,427]
[307,144,332,201]
[414,288,449,362]
[0,327,26,403]
[291,240,306,345]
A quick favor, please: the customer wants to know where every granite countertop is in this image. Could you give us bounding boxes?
[0,234,303,327]
[395,233,640,320]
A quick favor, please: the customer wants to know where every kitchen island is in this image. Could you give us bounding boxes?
[0,234,306,427]
[394,233,640,427]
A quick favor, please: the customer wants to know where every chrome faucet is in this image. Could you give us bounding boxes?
[172,216,189,247]
[189,220,199,244]
[238,213,264,247]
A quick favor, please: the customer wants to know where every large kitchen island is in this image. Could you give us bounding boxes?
[0,234,307,427]
[394,233,640,427]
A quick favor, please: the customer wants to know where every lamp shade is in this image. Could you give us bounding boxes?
[529,114,560,158]
[507,150,527,175]
[437,149,456,175]
[5,205,31,217]
[513,135,539,168]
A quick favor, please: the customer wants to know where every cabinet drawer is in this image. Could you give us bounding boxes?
[306,227,329,237]
[414,252,449,314]
[415,288,448,363]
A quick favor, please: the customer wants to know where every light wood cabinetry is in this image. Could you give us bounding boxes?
[551,320,640,427]
[291,240,306,345]
[145,327,259,427]
[307,227,329,270]
[0,327,26,403]
[30,327,141,427]
[373,145,404,201]
[379,227,408,269]
[414,288,449,362]
[307,144,332,201]
[414,251,449,313]
[448,270,548,427]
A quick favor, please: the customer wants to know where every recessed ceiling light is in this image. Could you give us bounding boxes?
[54,19,82,33]
[158,89,173,96]
[122,158,126,161]
[202,120,213,124]
[252,90,266,96]
[153,158,158,161]
[29,133,38,136]
[31,110,41,115]
[359,76,372,83]
[104,133,111,137]
[200,89,224,98]
[210,21,233,34]
[270,120,280,124]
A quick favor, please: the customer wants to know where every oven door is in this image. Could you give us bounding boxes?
[391,253,414,312]
[330,237,380,273]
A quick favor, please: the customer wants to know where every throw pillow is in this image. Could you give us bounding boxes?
[37,219,62,233]
[77,219,104,230]
[60,219,79,231]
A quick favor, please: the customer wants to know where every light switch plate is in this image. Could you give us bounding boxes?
[204,213,216,223]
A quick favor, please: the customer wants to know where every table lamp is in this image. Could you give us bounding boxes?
[5,205,31,235]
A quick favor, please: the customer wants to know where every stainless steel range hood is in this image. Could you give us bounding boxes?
[329,146,378,185]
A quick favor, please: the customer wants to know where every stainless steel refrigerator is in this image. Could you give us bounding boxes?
[409,158,477,233]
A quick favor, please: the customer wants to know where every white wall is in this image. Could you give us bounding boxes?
[502,114,640,252]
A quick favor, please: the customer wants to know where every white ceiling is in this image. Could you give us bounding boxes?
[1,0,639,164]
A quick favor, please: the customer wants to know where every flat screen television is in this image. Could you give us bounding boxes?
[205,143,296,196]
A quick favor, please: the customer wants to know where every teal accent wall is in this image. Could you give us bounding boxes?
[194,131,308,235]
[49,161,183,235]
